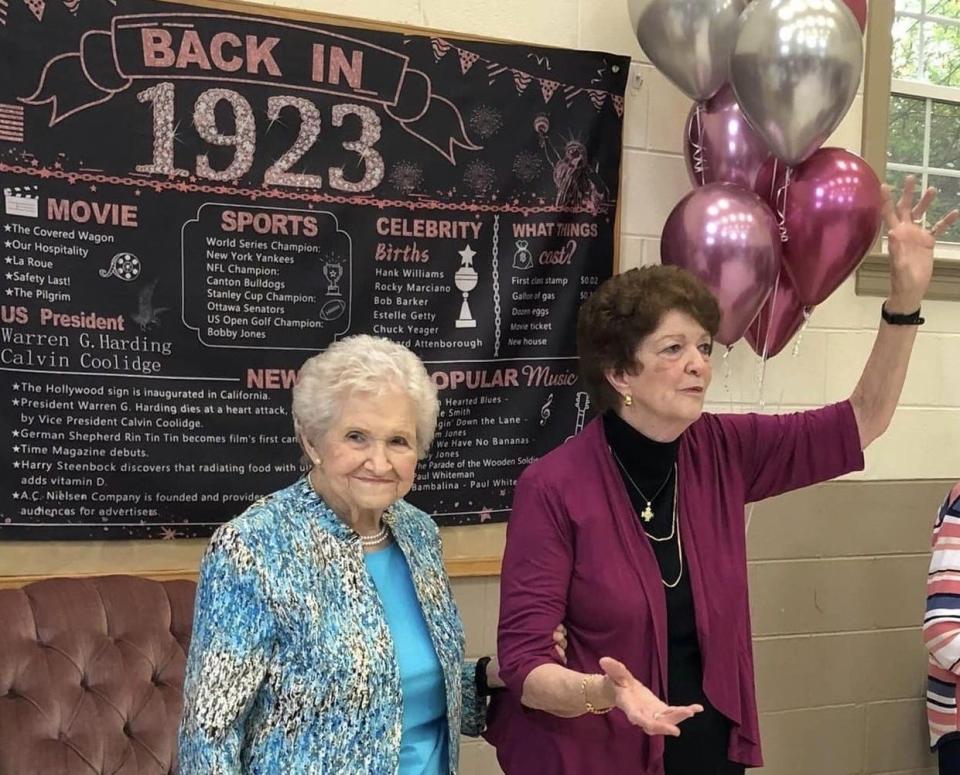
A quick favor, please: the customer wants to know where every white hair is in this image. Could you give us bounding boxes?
[291,335,439,458]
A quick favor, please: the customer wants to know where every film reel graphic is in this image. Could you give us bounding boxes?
[99,252,141,281]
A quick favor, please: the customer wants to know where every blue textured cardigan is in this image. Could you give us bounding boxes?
[178,476,485,774]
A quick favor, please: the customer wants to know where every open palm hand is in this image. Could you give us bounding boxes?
[599,657,703,737]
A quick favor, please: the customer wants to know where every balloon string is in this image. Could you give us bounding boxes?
[721,345,733,397]
[791,306,813,358]
[755,272,780,409]
[774,166,793,244]
[690,102,706,185]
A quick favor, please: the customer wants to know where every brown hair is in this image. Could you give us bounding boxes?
[577,266,721,412]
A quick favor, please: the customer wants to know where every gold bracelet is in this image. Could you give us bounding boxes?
[581,674,613,715]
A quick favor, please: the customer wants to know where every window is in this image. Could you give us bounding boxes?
[888,0,960,248]
[857,0,960,300]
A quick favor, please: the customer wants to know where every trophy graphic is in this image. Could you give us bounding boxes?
[323,261,343,297]
[454,244,479,329]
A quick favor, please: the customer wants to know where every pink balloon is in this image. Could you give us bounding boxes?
[683,85,773,190]
[661,183,782,346]
[755,148,882,306]
[745,272,811,358]
[844,0,867,31]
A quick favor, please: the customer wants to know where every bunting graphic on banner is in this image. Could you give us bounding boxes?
[612,94,624,117]
[459,48,480,74]
[512,68,532,94]
[431,37,451,61]
[22,0,43,20]
[564,85,582,107]
[486,62,508,85]
[430,38,621,112]
[540,79,559,103]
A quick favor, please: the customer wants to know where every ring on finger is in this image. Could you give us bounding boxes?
[653,711,663,720]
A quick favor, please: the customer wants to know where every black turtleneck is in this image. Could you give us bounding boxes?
[603,411,743,775]
[603,411,681,585]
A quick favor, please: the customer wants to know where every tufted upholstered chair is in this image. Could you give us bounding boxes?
[0,576,196,775]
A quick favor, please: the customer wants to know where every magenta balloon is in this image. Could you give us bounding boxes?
[683,85,773,190]
[661,183,782,346]
[755,148,882,306]
[745,272,810,358]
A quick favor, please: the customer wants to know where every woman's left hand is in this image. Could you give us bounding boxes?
[552,623,568,664]
[883,175,960,313]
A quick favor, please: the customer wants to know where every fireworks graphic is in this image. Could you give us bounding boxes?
[463,159,497,195]
[512,150,544,183]
[388,160,424,194]
[469,105,503,140]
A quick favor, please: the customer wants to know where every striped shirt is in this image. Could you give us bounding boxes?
[925,483,960,749]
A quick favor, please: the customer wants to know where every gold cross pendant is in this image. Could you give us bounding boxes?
[641,503,654,522]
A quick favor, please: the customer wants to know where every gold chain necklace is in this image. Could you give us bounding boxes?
[643,474,682,588]
[642,473,678,543]
[661,500,683,589]
[611,451,675,523]
[610,453,683,587]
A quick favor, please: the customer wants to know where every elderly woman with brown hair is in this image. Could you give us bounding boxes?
[178,334,565,774]
[486,177,959,774]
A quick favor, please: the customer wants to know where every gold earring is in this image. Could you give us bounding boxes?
[623,394,633,407]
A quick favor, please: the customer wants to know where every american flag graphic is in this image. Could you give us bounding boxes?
[0,104,24,143]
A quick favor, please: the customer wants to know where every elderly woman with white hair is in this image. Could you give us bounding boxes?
[179,335,565,774]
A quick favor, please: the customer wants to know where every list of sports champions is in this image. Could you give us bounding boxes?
[0,0,628,538]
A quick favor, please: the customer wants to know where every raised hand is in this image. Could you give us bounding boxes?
[882,175,960,313]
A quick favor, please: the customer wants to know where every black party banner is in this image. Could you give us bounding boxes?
[0,0,628,538]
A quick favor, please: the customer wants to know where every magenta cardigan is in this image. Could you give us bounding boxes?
[486,401,864,774]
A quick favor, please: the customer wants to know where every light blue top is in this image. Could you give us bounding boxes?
[366,542,449,775]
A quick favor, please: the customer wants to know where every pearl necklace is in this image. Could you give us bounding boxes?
[358,523,389,547]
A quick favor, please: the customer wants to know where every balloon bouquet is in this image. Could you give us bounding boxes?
[628,0,880,359]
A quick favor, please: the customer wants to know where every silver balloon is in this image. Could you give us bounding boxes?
[628,0,746,102]
[730,0,863,165]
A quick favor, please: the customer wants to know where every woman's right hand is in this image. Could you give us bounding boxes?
[598,657,703,736]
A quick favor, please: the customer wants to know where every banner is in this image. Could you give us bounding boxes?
[0,0,628,538]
